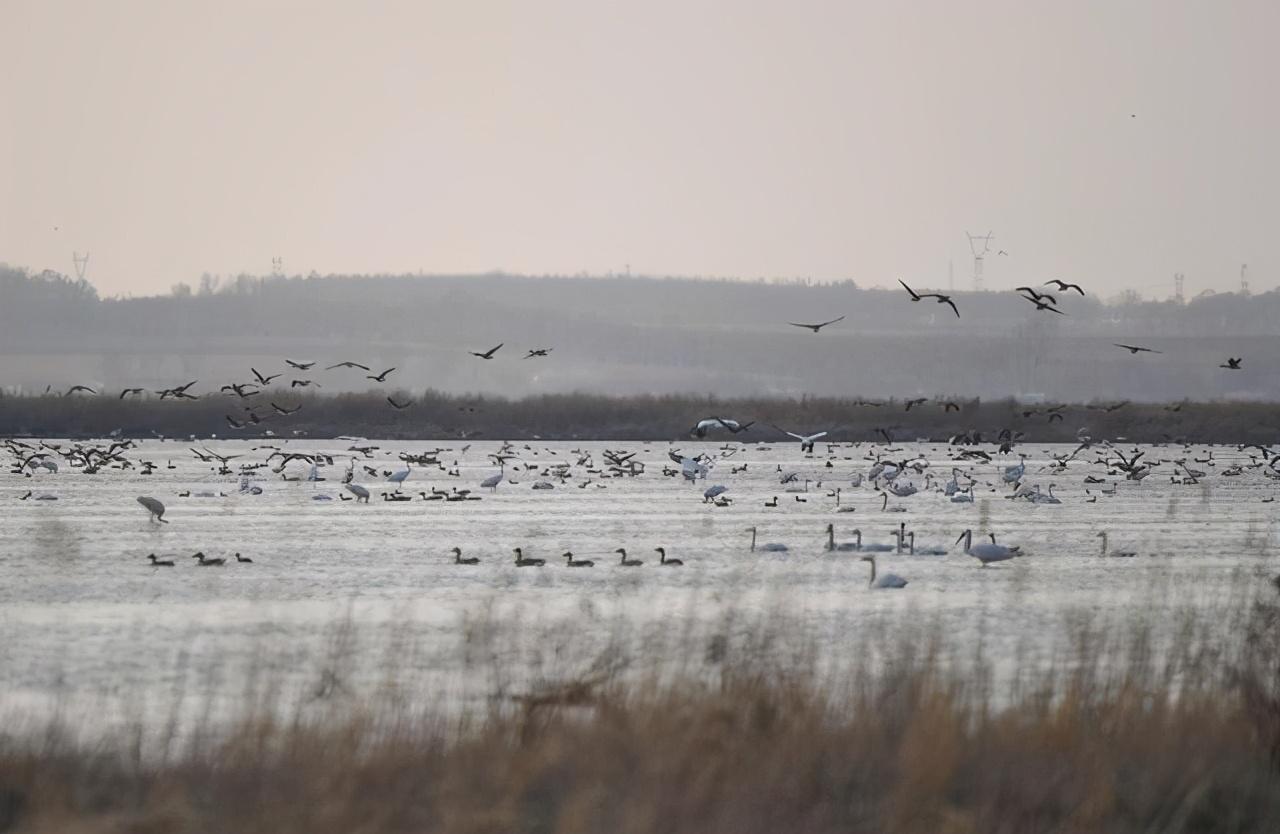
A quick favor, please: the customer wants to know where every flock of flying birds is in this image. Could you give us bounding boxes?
[43,276,1246,415]
[784,279,1247,372]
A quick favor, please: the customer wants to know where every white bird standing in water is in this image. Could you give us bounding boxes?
[136,496,168,523]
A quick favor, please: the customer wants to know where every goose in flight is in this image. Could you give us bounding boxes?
[691,417,754,438]
[271,402,301,415]
[136,496,168,523]
[901,281,962,317]
[251,368,282,385]
[1015,287,1056,304]
[285,359,315,370]
[1220,357,1242,370]
[119,388,145,398]
[788,315,845,333]
[220,383,259,398]
[290,379,320,388]
[1114,343,1161,355]
[326,361,370,371]
[65,385,97,396]
[366,367,396,382]
[860,555,908,589]
[955,529,1020,566]
[387,396,413,410]
[523,349,552,359]
[1044,279,1085,295]
[470,343,503,360]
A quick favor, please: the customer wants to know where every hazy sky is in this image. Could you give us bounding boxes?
[3,0,1277,298]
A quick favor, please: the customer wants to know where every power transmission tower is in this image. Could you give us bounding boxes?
[1240,263,1249,295]
[271,256,283,278]
[1174,272,1185,304]
[71,251,89,282]
[965,231,994,291]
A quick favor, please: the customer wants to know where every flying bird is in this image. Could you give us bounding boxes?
[470,343,503,359]
[787,315,845,333]
[65,385,97,396]
[1113,344,1161,355]
[290,379,320,388]
[1015,287,1057,305]
[326,361,370,371]
[271,402,302,415]
[285,359,315,370]
[387,397,412,410]
[1220,357,1243,370]
[366,367,396,382]
[119,388,144,399]
[1044,279,1085,295]
[251,368,282,385]
[898,280,959,317]
[523,349,552,359]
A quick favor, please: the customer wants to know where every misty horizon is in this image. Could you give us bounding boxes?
[4,1,1278,298]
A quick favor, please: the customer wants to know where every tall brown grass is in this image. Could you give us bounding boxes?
[1,596,1279,834]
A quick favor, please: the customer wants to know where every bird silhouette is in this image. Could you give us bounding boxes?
[787,315,845,333]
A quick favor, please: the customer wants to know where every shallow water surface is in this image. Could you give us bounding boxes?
[2,438,1275,722]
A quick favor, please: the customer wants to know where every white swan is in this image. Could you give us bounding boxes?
[955,529,1020,566]
[860,555,908,589]
[825,524,860,552]
[1096,531,1137,558]
[746,526,788,552]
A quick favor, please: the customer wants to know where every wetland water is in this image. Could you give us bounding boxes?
[2,439,1274,723]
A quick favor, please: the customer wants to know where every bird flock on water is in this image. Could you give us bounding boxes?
[6,275,1268,587]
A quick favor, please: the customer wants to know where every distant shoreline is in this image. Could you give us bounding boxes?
[1,391,1276,444]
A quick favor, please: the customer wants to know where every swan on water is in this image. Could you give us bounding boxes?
[746,526,788,552]
[955,529,1020,566]
[860,555,908,589]
[1096,531,1137,558]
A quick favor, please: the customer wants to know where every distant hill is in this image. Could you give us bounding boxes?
[2,264,1278,401]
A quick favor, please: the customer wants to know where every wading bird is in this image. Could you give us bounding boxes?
[136,496,168,523]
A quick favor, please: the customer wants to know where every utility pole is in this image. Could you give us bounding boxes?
[965,231,994,292]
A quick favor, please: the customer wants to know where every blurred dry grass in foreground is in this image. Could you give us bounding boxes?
[4,580,1280,834]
